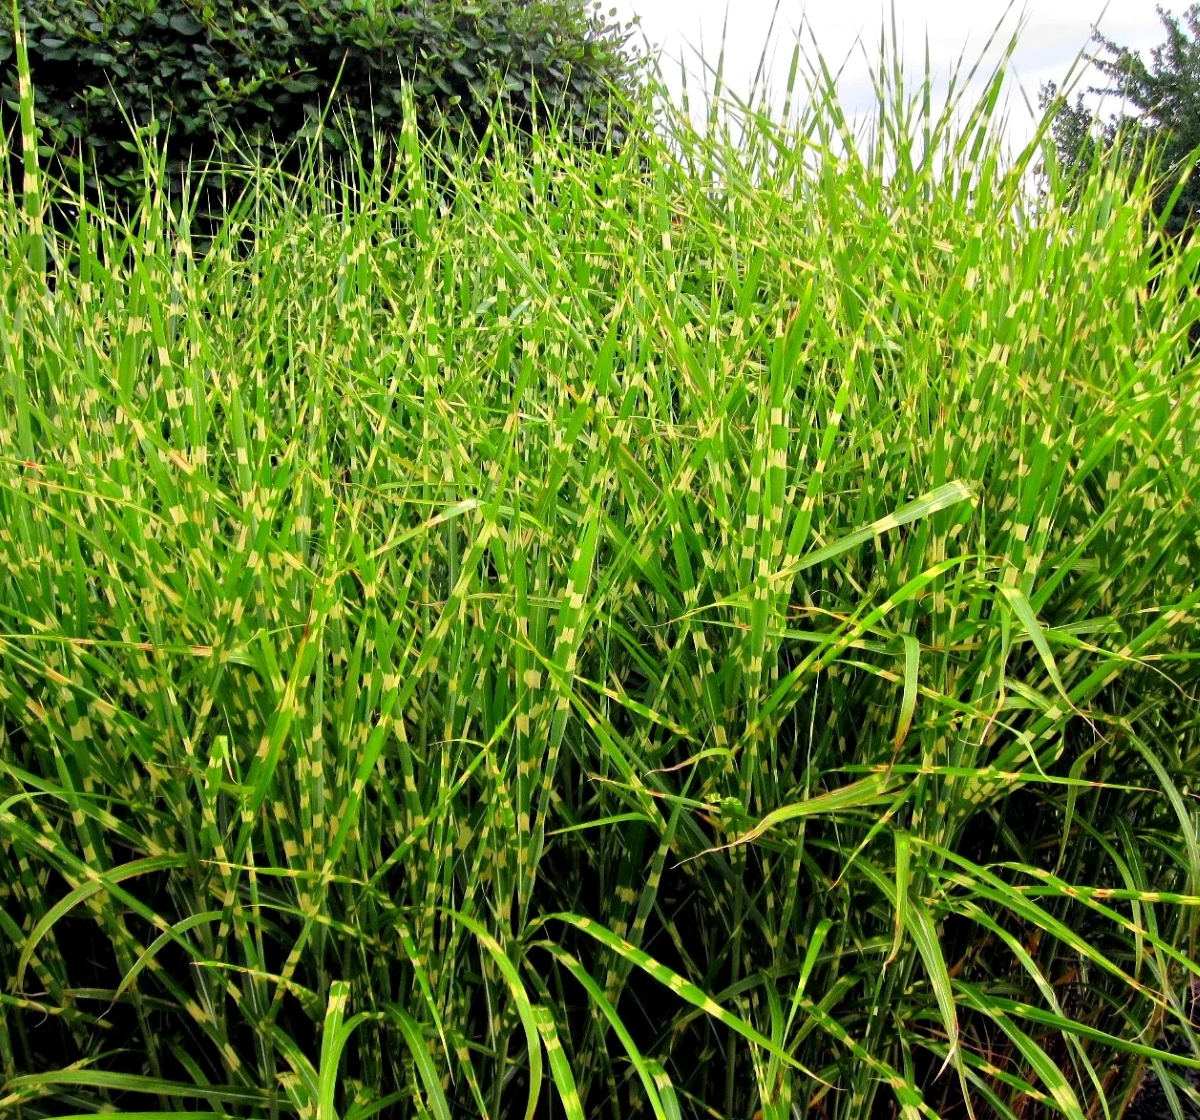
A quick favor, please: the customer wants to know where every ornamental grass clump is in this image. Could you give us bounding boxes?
[1,15,1199,1120]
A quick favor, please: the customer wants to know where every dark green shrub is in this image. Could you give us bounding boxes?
[0,0,642,198]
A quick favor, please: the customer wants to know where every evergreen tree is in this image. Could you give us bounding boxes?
[1042,5,1200,234]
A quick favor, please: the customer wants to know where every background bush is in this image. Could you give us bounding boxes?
[0,0,641,199]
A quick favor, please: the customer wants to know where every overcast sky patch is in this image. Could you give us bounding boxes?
[610,0,1169,143]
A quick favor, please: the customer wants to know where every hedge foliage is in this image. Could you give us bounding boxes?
[0,0,642,196]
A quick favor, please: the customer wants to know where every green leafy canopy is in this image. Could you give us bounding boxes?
[0,0,644,201]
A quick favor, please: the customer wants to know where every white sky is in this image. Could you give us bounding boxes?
[609,0,1169,142]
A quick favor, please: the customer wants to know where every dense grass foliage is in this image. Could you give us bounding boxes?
[2,23,1200,1120]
